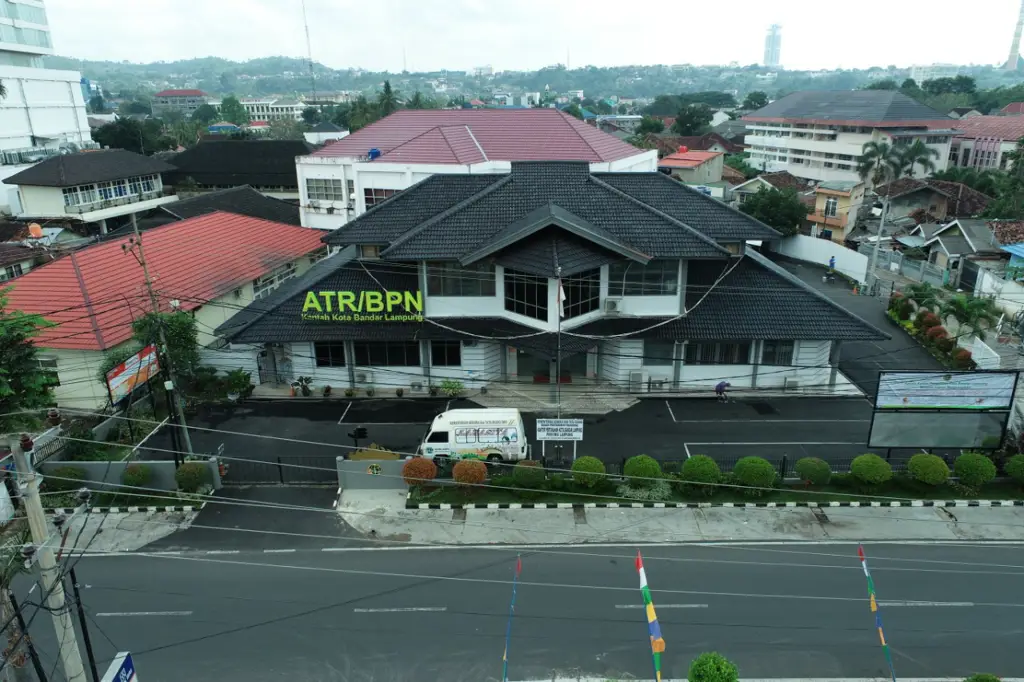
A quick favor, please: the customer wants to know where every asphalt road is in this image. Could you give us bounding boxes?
[18,543,1024,682]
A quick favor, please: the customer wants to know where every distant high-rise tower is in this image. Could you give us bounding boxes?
[1005,0,1024,70]
[764,24,782,68]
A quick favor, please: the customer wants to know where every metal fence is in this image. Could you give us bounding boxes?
[608,454,919,478]
[858,244,946,287]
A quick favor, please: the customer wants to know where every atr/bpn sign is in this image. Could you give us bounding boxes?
[536,419,584,441]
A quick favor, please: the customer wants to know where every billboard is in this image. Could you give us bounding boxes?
[105,345,160,403]
[875,371,1016,410]
[100,652,136,682]
[300,289,424,323]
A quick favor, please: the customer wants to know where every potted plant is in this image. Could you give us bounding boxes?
[396,387,404,397]
[365,386,375,397]
[440,379,464,399]
[344,387,355,398]
[428,385,439,397]
[292,376,313,397]
[323,385,332,397]
[46,408,61,427]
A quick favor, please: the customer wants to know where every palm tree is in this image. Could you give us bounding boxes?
[407,91,426,110]
[899,139,940,178]
[377,80,399,117]
[939,294,1000,341]
[858,140,904,285]
[904,282,942,312]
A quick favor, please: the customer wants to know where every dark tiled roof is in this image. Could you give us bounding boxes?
[651,133,743,156]
[4,150,176,188]
[0,221,28,242]
[165,140,313,189]
[309,121,345,132]
[0,243,45,269]
[162,186,301,225]
[492,228,628,277]
[744,91,951,126]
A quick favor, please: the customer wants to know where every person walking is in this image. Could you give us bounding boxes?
[714,380,731,403]
[828,255,836,274]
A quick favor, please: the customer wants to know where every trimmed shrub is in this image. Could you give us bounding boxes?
[175,462,212,493]
[549,473,567,491]
[850,453,893,488]
[925,325,949,342]
[907,453,950,487]
[623,454,662,487]
[964,675,1003,682]
[571,456,606,488]
[401,457,438,487]
[954,452,997,489]
[1006,453,1024,485]
[688,652,739,682]
[794,457,831,486]
[887,292,904,311]
[953,348,974,369]
[915,310,940,331]
[46,466,87,493]
[512,460,546,489]
[491,474,514,489]
[896,301,913,321]
[731,456,776,495]
[121,463,152,488]
[936,336,956,353]
[679,455,721,496]
[452,459,487,486]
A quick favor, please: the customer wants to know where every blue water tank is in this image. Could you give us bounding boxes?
[368,148,381,160]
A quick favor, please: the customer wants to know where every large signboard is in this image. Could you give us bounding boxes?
[301,289,423,322]
[100,652,137,682]
[536,419,584,441]
[105,345,159,404]
[875,371,1016,410]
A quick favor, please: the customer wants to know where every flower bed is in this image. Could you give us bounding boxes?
[885,293,976,369]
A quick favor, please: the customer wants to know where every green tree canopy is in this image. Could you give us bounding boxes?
[738,187,810,236]
[864,79,899,90]
[118,100,151,116]
[301,106,321,124]
[672,104,713,135]
[898,139,940,178]
[635,115,665,135]
[564,103,584,120]
[725,153,760,179]
[742,91,768,109]
[265,118,306,140]
[406,91,438,110]
[219,95,250,125]
[132,311,199,378]
[982,137,1024,218]
[191,103,219,124]
[0,289,54,432]
[377,80,399,117]
[88,94,107,113]
[91,118,172,155]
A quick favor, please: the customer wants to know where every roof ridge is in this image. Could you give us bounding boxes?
[462,125,488,162]
[560,111,602,160]
[383,125,448,158]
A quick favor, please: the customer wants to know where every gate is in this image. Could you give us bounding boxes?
[222,455,339,484]
[960,259,980,291]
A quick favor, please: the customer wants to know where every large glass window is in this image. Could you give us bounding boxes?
[306,178,344,202]
[314,342,346,368]
[562,268,600,319]
[354,341,421,367]
[608,260,679,296]
[427,262,496,297]
[685,342,752,364]
[431,341,462,367]
[644,340,675,367]
[761,340,794,366]
[10,2,47,25]
[504,269,548,321]
[364,188,397,207]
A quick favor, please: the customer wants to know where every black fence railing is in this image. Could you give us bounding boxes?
[607,454,926,478]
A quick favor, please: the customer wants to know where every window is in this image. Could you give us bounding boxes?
[11,3,47,25]
[1,263,24,281]
[685,342,752,364]
[644,340,675,366]
[824,197,838,217]
[364,188,397,207]
[608,260,679,296]
[252,261,297,299]
[504,269,548,321]
[761,340,794,366]
[314,342,346,368]
[353,341,421,367]
[128,177,142,196]
[358,245,381,259]
[306,178,344,202]
[426,430,449,443]
[562,268,600,319]
[427,262,496,297]
[95,181,115,201]
[431,341,462,367]
[37,356,59,387]
[346,180,354,198]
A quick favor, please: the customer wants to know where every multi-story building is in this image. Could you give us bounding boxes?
[742,91,955,185]
[908,64,960,83]
[763,24,782,68]
[230,97,305,122]
[947,116,1024,171]
[807,181,865,242]
[151,89,211,117]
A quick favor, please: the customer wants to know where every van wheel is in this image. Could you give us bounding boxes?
[485,453,504,472]
[434,456,450,475]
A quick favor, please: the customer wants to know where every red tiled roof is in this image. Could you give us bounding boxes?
[653,133,743,156]
[5,212,325,351]
[992,220,1024,245]
[657,150,723,169]
[1001,102,1024,115]
[721,165,746,184]
[312,109,644,163]
[154,89,207,97]
[952,115,1024,141]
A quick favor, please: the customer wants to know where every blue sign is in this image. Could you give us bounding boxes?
[101,653,136,682]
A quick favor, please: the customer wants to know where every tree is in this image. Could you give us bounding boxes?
[265,118,306,140]
[982,137,1024,219]
[939,294,1000,341]
[119,99,151,116]
[904,282,942,312]
[635,116,665,136]
[688,652,739,682]
[672,104,713,135]
[219,95,250,125]
[742,91,768,110]
[725,153,760,179]
[901,78,919,91]
[91,118,172,155]
[898,139,940,178]
[864,79,899,90]
[132,311,199,378]
[564,103,584,120]
[406,91,437,110]
[738,187,810,236]
[191,103,219,124]
[617,103,629,114]
[301,106,321,124]
[858,140,902,188]
[88,94,107,113]
[347,96,379,131]
[931,166,1002,197]
[167,120,201,148]
[0,289,54,433]
[377,80,399,117]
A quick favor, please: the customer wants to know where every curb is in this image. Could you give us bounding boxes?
[48,503,205,515]
[406,499,1024,510]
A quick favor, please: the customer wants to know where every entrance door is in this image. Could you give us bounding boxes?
[518,349,550,383]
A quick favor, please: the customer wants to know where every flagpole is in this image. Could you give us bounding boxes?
[501,554,522,682]
[857,544,897,682]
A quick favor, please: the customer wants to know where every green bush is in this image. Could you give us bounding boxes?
[850,454,893,488]
[731,457,776,495]
[954,452,997,489]
[679,455,721,496]
[121,463,152,488]
[549,473,567,491]
[907,453,950,487]
[45,466,87,493]
[571,456,606,488]
[964,674,1003,682]
[616,479,673,501]
[794,457,831,486]
[1006,454,1024,485]
[452,459,487,486]
[688,652,739,682]
[174,462,212,493]
[512,460,546,490]
[623,454,662,487]
[491,474,514,489]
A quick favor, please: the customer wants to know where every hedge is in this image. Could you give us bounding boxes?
[623,454,662,487]
[46,466,87,493]
[850,454,893,488]
[512,460,546,489]
[453,459,487,486]
[122,463,152,488]
[402,457,438,486]
[907,453,950,486]
[571,456,606,488]
[1006,454,1024,485]
[731,456,776,495]
[679,455,721,496]
[175,462,212,493]
[954,453,996,489]
[794,457,831,486]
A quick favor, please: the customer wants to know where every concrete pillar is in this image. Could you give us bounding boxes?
[98,218,108,235]
[751,341,762,388]
[828,341,843,389]
[344,341,356,389]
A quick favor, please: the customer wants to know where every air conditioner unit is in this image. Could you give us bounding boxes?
[605,298,622,313]
[628,370,646,393]
[783,377,800,391]
[355,370,374,384]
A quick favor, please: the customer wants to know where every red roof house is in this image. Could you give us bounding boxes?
[657,149,723,169]
[153,89,208,98]
[1000,102,1024,116]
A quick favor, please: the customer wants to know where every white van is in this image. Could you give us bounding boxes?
[417,408,529,463]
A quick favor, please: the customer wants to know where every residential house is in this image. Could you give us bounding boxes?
[720,165,748,187]
[0,242,51,281]
[303,121,350,146]
[295,109,657,231]
[949,107,983,119]
[3,149,178,234]
[743,91,955,183]
[999,102,1024,116]
[948,116,1024,170]
[730,171,812,206]
[106,186,303,235]
[657,149,726,196]
[151,89,211,117]
[873,178,992,223]
[808,181,866,242]
[649,133,743,158]
[3,212,327,408]
[214,162,885,400]
[910,218,1001,273]
[164,139,313,200]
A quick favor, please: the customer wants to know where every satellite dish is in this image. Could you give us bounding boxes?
[28,223,44,239]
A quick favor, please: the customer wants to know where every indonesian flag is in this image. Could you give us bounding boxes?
[557,280,566,318]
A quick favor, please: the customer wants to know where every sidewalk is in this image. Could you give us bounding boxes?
[48,509,198,554]
[337,489,1024,545]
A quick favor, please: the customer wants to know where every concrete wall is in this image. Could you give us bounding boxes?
[40,458,220,493]
[17,184,64,216]
[42,344,134,409]
[774,235,869,284]
[975,267,1024,318]
[0,64,90,152]
[337,457,408,490]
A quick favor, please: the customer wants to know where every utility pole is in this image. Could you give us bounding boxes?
[866,194,890,296]
[10,438,87,682]
[66,567,98,682]
[128,213,194,456]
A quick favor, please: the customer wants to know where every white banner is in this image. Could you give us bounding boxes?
[536,419,584,441]
[876,371,1015,410]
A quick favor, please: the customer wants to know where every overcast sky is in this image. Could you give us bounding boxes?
[45,0,1024,72]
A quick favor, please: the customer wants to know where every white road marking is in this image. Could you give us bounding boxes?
[96,611,193,617]
[338,401,352,424]
[687,441,865,446]
[665,400,677,423]
[27,584,36,595]
[683,442,692,459]
[877,601,975,607]
[615,603,708,609]
[263,549,296,553]
[353,607,447,613]
[672,419,870,424]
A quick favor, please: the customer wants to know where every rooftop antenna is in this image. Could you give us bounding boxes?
[301,0,319,113]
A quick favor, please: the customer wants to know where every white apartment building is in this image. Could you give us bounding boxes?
[211,97,305,122]
[742,90,955,185]
[908,64,960,83]
[763,24,782,68]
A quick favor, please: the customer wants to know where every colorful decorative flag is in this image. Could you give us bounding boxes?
[857,544,897,682]
[501,554,523,682]
[635,551,666,682]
